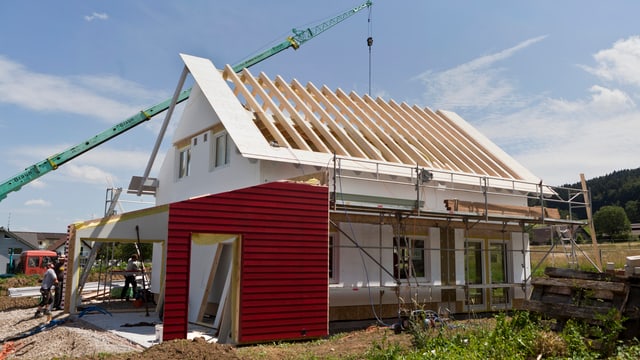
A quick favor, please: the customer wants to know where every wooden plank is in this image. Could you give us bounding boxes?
[241,71,311,150]
[435,109,517,178]
[290,79,361,157]
[546,286,572,296]
[402,103,474,174]
[531,277,626,293]
[305,82,379,160]
[522,299,615,320]
[386,99,462,172]
[346,91,431,166]
[422,107,507,178]
[319,86,391,161]
[545,207,561,219]
[197,244,224,322]
[332,88,406,163]
[223,68,290,148]
[581,173,602,272]
[545,267,615,281]
[264,74,330,153]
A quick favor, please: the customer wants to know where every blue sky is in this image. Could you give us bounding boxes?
[1,1,640,232]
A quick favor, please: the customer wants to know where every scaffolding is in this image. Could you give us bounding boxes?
[327,156,594,318]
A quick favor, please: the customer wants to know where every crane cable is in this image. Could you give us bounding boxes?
[367,4,373,95]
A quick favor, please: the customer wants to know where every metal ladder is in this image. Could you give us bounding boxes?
[555,226,578,269]
[77,188,122,294]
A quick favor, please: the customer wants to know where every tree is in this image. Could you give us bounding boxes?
[593,205,631,241]
[625,200,640,223]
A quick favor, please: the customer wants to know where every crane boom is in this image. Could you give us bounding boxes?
[0,1,372,202]
[232,0,372,72]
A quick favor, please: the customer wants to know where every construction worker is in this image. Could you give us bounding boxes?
[52,256,65,310]
[35,262,58,318]
[121,254,139,301]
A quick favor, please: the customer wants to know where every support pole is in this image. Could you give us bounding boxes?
[580,174,602,272]
[135,225,150,316]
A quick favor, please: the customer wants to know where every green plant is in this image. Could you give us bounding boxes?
[561,319,595,358]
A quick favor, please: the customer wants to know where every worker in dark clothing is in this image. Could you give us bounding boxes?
[35,263,57,318]
[53,256,65,310]
[121,254,140,301]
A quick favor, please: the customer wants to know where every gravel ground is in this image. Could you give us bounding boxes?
[0,308,143,359]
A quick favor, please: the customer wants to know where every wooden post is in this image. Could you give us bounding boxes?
[581,173,602,272]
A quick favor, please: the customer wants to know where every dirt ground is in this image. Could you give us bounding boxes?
[0,294,411,360]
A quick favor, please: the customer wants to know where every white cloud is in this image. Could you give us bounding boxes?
[63,163,118,185]
[0,56,162,123]
[416,36,547,110]
[416,35,640,186]
[580,36,640,87]
[27,179,46,189]
[24,199,51,207]
[84,12,109,22]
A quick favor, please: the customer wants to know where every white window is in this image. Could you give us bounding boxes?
[178,146,191,179]
[393,236,429,282]
[211,132,230,169]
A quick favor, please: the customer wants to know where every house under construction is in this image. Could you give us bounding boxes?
[63,54,591,345]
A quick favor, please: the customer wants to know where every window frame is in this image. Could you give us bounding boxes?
[393,236,429,283]
[178,145,191,179]
[211,131,230,170]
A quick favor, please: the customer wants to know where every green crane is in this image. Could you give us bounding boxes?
[0,1,372,202]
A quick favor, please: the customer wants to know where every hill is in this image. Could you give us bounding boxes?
[557,168,640,222]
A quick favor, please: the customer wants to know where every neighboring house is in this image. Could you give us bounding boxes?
[12,231,67,252]
[0,227,38,274]
[66,54,588,344]
[0,229,67,274]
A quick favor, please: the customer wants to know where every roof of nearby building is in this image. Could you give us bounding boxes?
[0,227,39,250]
[178,54,540,187]
[11,231,66,249]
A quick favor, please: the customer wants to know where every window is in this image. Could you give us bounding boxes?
[466,241,484,306]
[212,132,230,169]
[489,243,509,305]
[178,146,191,179]
[393,237,427,281]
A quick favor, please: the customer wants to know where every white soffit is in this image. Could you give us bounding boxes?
[73,205,169,241]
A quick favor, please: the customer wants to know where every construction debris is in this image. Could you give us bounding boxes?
[522,267,640,339]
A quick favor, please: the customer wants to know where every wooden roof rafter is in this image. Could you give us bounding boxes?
[414,106,502,177]
[394,101,475,174]
[257,73,329,153]
[333,88,415,164]
[304,82,379,160]
[291,80,365,158]
[223,67,289,147]
[238,69,310,150]
[349,92,434,168]
[320,86,399,163]
[417,106,509,178]
[375,98,459,172]
[434,109,519,179]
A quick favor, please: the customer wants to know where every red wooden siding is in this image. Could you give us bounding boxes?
[163,182,329,343]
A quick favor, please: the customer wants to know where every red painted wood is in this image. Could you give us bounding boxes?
[163,182,329,343]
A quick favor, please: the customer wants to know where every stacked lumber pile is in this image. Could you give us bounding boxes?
[522,267,640,338]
